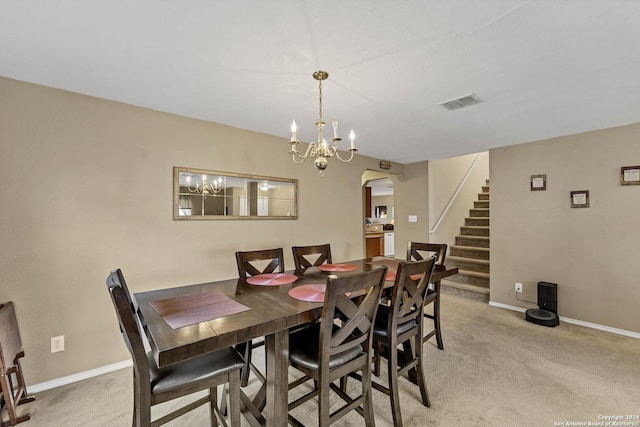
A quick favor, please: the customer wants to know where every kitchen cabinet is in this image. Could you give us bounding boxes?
[366,234,383,258]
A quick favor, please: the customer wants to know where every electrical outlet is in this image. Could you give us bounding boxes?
[515,282,523,293]
[51,335,64,353]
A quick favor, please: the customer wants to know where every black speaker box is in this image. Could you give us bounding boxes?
[525,282,559,327]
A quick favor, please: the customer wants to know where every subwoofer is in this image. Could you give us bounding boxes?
[525,282,559,327]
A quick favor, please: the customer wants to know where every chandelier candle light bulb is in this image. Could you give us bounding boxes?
[288,70,358,175]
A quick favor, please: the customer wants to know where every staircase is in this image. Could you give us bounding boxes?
[442,180,490,302]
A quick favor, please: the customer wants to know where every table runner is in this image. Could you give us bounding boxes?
[150,290,250,329]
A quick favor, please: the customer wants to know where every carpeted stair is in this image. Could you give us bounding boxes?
[443,180,490,302]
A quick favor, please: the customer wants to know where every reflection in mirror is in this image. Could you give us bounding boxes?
[173,167,298,220]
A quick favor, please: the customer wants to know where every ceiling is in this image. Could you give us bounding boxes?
[3,1,640,164]
[367,179,394,197]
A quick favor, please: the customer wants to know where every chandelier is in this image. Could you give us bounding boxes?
[186,175,224,194]
[289,71,357,175]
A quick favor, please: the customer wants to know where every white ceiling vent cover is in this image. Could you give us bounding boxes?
[439,93,483,111]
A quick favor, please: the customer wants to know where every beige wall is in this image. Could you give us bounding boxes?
[429,152,490,250]
[393,161,430,258]
[490,123,640,333]
[0,77,404,385]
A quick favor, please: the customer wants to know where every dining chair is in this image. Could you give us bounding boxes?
[0,302,35,426]
[291,244,332,276]
[105,269,245,427]
[371,258,437,427]
[287,266,387,427]
[406,241,448,349]
[236,247,285,278]
[234,248,285,388]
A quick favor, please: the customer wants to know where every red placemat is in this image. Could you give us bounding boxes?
[317,263,358,272]
[288,284,327,302]
[150,291,250,329]
[288,284,351,302]
[245,273,298,286]
[385,270,423,282]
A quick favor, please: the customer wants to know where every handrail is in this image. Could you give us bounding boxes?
[430,152,484,234]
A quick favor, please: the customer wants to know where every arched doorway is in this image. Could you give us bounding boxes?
[363,173,397,258]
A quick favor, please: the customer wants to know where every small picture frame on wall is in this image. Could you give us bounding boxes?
[620,166,640,185]
[570,190,590,208]
[530,174,547,191]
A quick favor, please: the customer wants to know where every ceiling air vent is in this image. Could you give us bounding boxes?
[439,93,482,111]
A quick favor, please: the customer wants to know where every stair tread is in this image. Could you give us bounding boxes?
[447,256,490,265]
[457,235,489,240]
[456,269,490,278]
[451,245,490,251]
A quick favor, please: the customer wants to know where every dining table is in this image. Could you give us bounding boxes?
[134,256,458,427]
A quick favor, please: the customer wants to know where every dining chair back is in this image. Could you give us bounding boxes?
[236,248,285,278]
[372,258,436,426]
[406,241,447,265]
[407,241,448,349]
[234,248,285,387]
[291,244,332,275]
[105,269,244,427]
[0,302,35,426]
[287,266,388,427]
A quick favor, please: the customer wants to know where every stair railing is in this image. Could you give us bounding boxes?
[430,152,484,234]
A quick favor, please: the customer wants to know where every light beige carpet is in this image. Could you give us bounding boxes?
[6,294,640,426]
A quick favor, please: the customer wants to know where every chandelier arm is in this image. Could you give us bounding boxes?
[291,153,307,164]
[290,141,316,162]
[334,149,356,163]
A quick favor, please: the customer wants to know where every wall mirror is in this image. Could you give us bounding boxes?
[173,167,298,220]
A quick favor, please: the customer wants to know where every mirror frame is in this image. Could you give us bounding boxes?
[173,167,298,220]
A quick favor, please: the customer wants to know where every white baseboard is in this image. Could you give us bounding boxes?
[489,301,640,340]
[28,359,132,394]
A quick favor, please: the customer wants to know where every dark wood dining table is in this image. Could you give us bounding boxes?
[134,257,458,427]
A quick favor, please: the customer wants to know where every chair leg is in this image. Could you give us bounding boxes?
[414,333,431,407]
[228,370,241,427]
[433,294,444,350]
[209,386,218,426]
[362,360,376,427]
[132,379,151,427]
[14,360,35,405]
[373,341,382,377]
[318,378,330,427]
[219,384,228,416]
[339,375,348,392]
[235,341,252,387]
[1,374,30,426]
[387,340,404,427]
